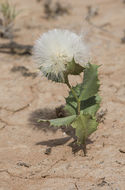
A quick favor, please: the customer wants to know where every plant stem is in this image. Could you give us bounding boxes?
[65,75,80,115]
[65,75,86,156]
[83,140,87,156]
[77,99,80,115]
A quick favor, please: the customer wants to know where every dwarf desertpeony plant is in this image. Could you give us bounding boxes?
[33,29,101,155]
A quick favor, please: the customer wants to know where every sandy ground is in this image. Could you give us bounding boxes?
[0,0,125,189]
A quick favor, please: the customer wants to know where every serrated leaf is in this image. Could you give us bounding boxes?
[65,95,77,115]
[65,94,101,117]
[81,94,101,117]
[66,58,84,75]
[79,63,100,101]
[65,64,100,117]
[71,114,98,145]
[64,103,76,115]
[65,83,82,115]
[38,115,76,127]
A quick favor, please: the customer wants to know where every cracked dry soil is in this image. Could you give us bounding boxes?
[0,0,125,189]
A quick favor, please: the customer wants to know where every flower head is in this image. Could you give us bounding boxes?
[33,29,90,82]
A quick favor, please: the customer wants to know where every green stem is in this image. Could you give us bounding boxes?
[82,142,87,156]
[65,75,80,115]
[77,100,80,115]
[65,75,86,156]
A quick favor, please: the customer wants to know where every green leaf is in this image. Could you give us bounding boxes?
[71,114,98,145]
[65,94,77,115]
[81,94,101,117]
[38,115,76,127]
[64,64,100,117]
[65,83,83,115]
[65,94,101,117]
[66,58,84,75]
[79,63,100,101]
[64,103,77,115]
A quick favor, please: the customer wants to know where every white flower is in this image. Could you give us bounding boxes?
[33,29,90,82]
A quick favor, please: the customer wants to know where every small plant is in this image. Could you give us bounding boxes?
[85,5,98,23]
[33,29,101,155]
[43,0,69,19]
[0,1,19,38]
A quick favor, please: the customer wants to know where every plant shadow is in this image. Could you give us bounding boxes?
[29,108,58,132]
[11,66,37,78]
[29,108,93,154]
[36,137,93,154]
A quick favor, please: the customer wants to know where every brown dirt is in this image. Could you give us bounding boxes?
[0,0,125,189]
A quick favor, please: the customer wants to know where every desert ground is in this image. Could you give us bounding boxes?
[0,0,125,189]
